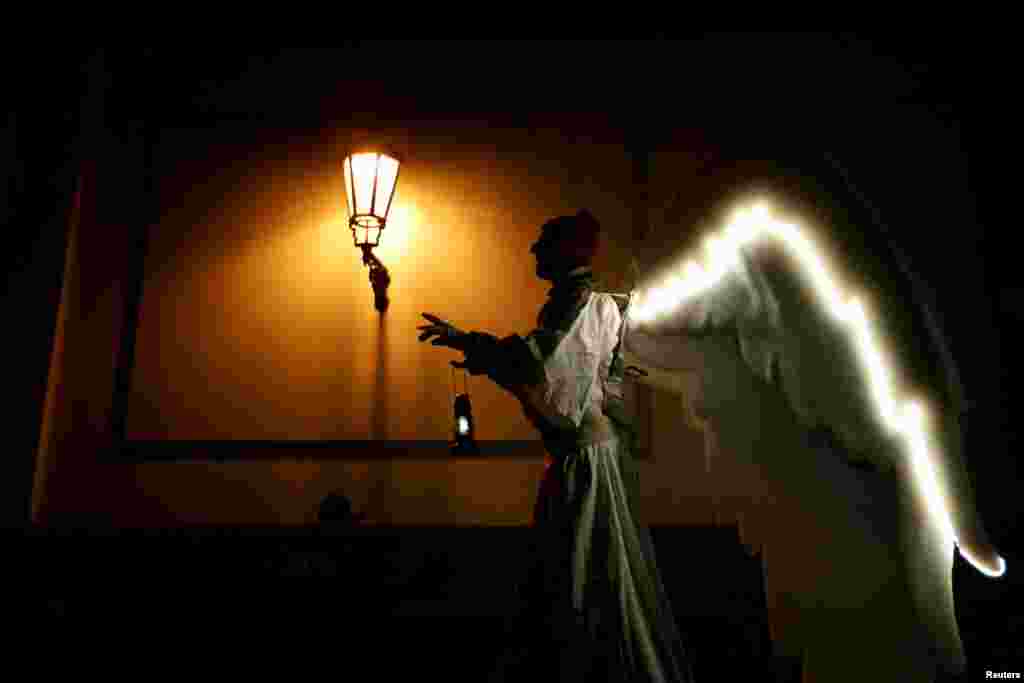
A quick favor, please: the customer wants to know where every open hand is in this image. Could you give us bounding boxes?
[417,313,467,350]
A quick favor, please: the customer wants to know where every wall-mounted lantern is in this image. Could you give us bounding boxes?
[344,151,401,312]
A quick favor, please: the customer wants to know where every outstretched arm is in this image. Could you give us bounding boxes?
[417,313,574,434]
[417,314,543,387]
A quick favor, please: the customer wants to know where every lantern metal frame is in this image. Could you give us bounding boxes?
[449,368,480,455]
[344,150,401,313]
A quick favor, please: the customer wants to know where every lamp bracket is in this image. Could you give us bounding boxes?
[360,245,391,313]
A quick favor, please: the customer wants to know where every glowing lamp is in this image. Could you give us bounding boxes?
[343,151,401,312]
[452,393,480,456]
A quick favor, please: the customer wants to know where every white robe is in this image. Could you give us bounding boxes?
[492,292,696,683]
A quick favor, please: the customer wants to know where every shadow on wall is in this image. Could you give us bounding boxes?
[373,313,389,441]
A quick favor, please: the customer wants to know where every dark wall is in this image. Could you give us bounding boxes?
[2,50,94,526]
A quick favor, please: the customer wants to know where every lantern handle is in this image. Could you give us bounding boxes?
[450,364,469,398]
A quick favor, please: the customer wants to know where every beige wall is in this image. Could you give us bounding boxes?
[126,125,635,443]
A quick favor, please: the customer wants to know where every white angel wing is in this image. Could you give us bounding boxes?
[620,203,1005,681]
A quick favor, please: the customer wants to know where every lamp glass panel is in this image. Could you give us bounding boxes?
[343,157,354,218]
[349,153,379,217]
[373,155,400,218]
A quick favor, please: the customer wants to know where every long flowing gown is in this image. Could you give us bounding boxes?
[478,273,696,682]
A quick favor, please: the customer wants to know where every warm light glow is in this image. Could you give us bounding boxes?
[457,416,470,436]
[344,152,401,241]
[374,200,419,261]
[631,200,1006,578]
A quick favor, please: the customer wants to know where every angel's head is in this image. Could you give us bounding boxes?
[531,209,602,281]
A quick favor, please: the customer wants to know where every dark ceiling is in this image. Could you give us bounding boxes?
[107,37,979,140]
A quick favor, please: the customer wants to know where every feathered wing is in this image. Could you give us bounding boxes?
[618,206,1005,681]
